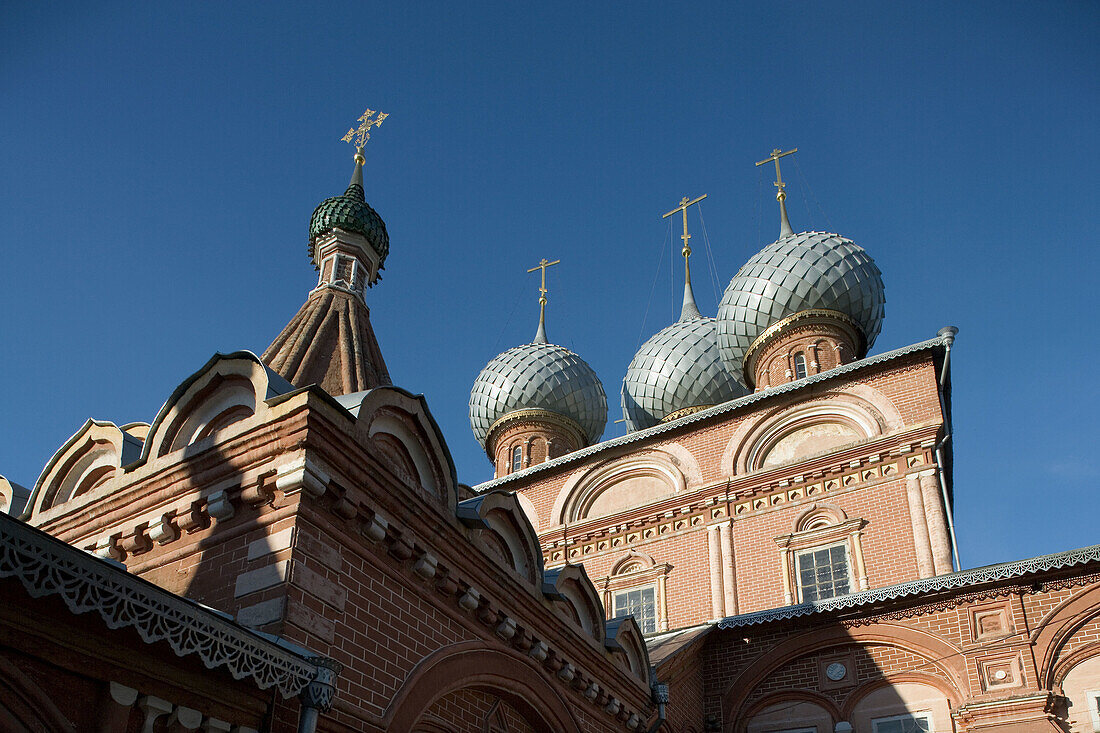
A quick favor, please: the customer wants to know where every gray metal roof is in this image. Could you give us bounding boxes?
[717,543,1100,629]
[621,314,748,432]
[717,231,885,381]
[469,341,607,448]
[474,334,947,492]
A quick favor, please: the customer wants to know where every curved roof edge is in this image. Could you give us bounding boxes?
[475,333,950,492]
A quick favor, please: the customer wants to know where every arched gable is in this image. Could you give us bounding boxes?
[382,643,581,733]
[551,445,699,525]
[721,624,968,723]
[457,491,544,586]
[143,351,293,460]
[611,549,657,577]
[722,388,900,475]
[740,690,841,733]
[542,564,606,643]
[1032,582,1100,688]
[351,387,457,510]
[29,419,144,516]
[604,616,651,683]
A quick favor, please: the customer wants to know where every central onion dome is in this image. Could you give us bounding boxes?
[716,230,885,384]
[308,150,389,269]
[622,219,747,431]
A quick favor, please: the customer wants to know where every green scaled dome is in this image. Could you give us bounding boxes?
[307,159,389,268]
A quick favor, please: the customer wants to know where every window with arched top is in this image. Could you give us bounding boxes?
[776,505,868,604]
[511,445,522,473]
[794,352,808,379]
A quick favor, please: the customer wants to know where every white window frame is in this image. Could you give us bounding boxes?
[870,712,932,733]
[510,445,522,473]
[1086,689,1100,732]
[793,352,808,379]
[795,541,853,602]
[612,584,658,634]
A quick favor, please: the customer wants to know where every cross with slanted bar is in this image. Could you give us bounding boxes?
[527,258,560,307]
[756,148,797,201]
[663,194,707,282]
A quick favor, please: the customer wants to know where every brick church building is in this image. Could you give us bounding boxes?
[2,133,1098,733]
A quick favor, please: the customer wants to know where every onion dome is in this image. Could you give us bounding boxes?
[470,265,606,453]
[470,332,607,451]
[622,200,747,431]
[716,230,885,383]
[308,149,389,268]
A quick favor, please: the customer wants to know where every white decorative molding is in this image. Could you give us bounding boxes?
[275,456,330,499]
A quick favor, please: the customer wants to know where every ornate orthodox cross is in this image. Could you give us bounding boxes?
[341,109,389,162]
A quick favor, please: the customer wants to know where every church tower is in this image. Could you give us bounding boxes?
[263,111,392,395]
[470,260,607,477]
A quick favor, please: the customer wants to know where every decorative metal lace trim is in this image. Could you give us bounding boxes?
[478,335,948,491]
[717,544,1100,629]
[0,514,320,697]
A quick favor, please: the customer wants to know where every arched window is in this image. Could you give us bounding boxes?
[511,445,523,473]
[794,352,808,379]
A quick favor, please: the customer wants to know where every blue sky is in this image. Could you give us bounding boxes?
[1,2,1096,568]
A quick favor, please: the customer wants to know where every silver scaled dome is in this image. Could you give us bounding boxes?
[716,231,885,380]
[469,334,607,449]
[622,283,747,432]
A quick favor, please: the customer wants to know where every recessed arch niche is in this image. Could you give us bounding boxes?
[553,446,698,525]
[725,390,900,474]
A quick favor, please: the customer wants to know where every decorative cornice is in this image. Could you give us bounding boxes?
[477,335,948,492]
[485,408,587,457]
[0,512,332,698]
[718,544,1100,629]
[660,405,713,423]
[744,308,865,381]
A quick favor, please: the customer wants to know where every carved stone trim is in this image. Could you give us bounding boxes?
[0,512,330,697]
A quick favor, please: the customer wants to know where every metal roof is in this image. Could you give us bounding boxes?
[621,314,747,432]
[0,511,333,696]
[717,543,1100,629]
[469,340,607,448]
[474,334,947,492]
[717,231,886,382]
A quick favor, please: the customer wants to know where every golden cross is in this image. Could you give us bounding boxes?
[662,194,707,281]
[527,258,560,307]
[341,109,389,161]
[756,148,797,201]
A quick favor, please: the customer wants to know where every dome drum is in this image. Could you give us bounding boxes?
[486,409,588,473]
[745,309,864,390]
[312,228,382,291]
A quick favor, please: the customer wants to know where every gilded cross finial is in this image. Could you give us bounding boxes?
[527,258,560,344]
[341,109,389,163]
[662,194,707,287]
[756,147,797,237]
